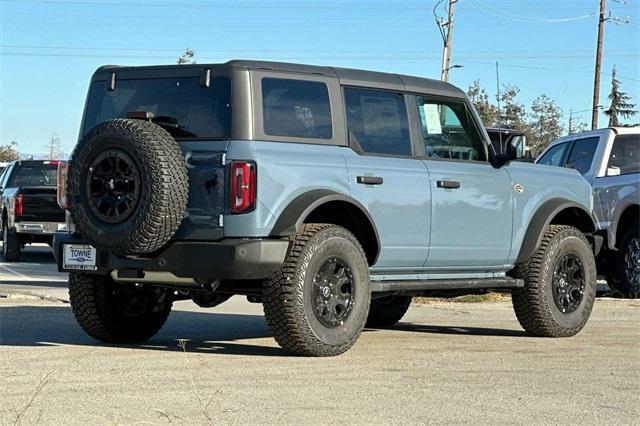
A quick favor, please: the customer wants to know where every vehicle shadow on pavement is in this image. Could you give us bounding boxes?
[378,322,527,337]
[0,305,287,357]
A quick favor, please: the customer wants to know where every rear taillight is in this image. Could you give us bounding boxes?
[230,161,256,214]
[14,193,24,217]
[57,162,69,209]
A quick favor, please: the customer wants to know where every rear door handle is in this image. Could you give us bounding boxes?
[357,176,383,185]
[436,180,460,189]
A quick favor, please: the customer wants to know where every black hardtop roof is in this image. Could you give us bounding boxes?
[95,59,466,99]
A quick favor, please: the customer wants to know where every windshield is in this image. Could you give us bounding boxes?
[82,77,231,139]
[9,163,58,187]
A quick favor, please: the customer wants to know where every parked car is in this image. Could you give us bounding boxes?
[55,60,598,356]
[0,160,67,260]
[486,127,532,161]
[0,162,8,174]
[537,127,639,297]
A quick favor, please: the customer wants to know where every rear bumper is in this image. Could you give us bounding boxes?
[54,232,290,280]
[16,221,66,235]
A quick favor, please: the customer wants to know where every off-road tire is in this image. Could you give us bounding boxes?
[68,272,173,343]
[262,224,370,356]
[365,295,412,328]
[605,225,640,298]
[511,225,596,337]
[67,119,188,255]
[1,221,20,261]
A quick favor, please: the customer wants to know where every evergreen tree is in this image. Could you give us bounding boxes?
[604,66,637,127]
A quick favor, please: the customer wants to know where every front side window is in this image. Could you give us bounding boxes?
[344,88,412,156]
[565,137,599,175]
[416,97,486,162]
[83,77,231,139]
[262,78,332,139]
[608,133,640,175]
[538,142,569,167]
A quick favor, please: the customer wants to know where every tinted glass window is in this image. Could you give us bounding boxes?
[608,133,640,175]
[566,137,599,175]
[83,77,231,139]
[262,78,332,139]
[8,163,58,187]
[417,97,486,162]
[344,88,411,156]
[538,142,568,167]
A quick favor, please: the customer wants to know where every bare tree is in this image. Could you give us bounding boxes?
[177,48,196,65]
[529,95,563,156]
[0,141,20,161]
[45,133,64,160]
[467,80,499,127]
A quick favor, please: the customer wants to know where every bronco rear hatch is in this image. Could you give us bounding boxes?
[80,66,232,240]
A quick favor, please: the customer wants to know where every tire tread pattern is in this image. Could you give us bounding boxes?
[262,224,369,356]
[511,225,595,337]
[68,119,188,255]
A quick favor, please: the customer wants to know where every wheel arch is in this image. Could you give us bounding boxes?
[614,204,640,249]
[516,198,596,263]
[270,189,381,265]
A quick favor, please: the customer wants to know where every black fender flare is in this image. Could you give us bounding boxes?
[270,189,380,254]
[516,198,595,263]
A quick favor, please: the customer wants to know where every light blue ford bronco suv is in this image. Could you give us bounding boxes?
[55,60,599,356]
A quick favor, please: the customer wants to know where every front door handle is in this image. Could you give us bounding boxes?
[357,176,383,185]
[436,180,460,189]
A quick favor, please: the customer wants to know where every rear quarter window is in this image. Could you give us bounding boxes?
[261,78,332,140]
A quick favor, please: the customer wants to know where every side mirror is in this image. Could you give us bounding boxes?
[607,166,621,176]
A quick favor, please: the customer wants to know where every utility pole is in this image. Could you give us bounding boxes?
[592,0,606,130]
[568,109,574,134]
[496,61,502,125]
[438,0,457,82]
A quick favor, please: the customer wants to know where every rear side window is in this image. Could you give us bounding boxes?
[344,88,412,156]
[565,137,599,175]
[608,133,640,175]
[538,142,569,167]
[416,97,486,162]
[262,78,332,139]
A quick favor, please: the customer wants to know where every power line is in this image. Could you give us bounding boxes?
[0,0,431,10]
[457,59,640,83]
[463,0,599,23]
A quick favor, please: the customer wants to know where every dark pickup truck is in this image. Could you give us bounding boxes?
[0,160,66,261]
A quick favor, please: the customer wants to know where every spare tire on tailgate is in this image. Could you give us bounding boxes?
[68,118,188,255]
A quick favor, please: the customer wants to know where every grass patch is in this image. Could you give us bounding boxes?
[413,292,511,304]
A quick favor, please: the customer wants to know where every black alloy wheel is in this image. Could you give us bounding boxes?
[623,236,640,288]
[552,254,585,314]
[86,149,141,224]
[312,256,354,328]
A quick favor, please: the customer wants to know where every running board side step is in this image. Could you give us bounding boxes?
[370,277,524,293]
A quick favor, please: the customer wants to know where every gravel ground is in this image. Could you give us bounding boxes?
[1,293,638,425]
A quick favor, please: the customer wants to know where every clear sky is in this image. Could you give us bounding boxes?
[1,0,638,156]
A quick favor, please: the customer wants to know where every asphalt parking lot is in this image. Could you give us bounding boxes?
[1,245,639,424]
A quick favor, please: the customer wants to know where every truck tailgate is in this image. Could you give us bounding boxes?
[18,186,65,222]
